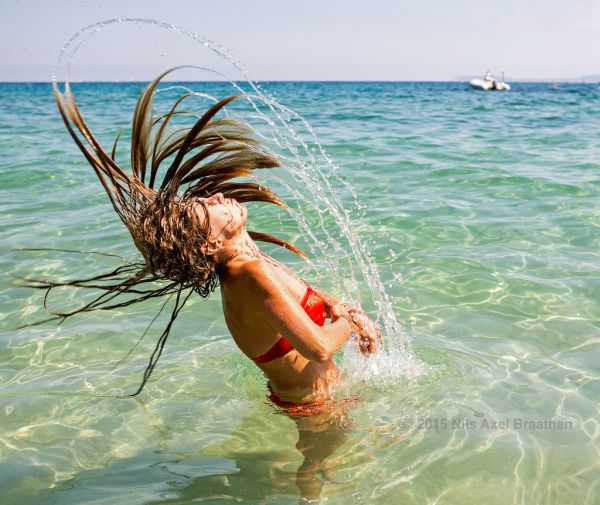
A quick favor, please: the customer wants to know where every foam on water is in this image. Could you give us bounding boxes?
[52,18,426,386]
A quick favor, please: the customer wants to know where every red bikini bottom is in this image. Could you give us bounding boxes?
[268,390,331,416]
[267,386,358,417]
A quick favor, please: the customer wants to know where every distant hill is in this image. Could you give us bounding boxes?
[579,75,600,83]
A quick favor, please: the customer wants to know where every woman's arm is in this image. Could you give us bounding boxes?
[238,261,354,362]
[313,288,340,317]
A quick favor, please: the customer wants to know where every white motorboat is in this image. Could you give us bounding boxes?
[470,70,511,91]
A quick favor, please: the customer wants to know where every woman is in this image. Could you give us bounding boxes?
[41,68,380,411]
[195,191,379,411]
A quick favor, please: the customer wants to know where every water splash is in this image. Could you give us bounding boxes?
[52,18,426,385]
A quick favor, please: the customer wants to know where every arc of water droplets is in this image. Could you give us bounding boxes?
[53,18,426,382]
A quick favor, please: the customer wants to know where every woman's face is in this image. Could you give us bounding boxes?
[196,192,247,243]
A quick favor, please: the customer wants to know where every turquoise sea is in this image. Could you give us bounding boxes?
[1,80,599,504]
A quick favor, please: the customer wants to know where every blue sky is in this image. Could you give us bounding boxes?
[1,0,599,81]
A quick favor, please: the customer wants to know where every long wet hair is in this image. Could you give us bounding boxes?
[23,68,306,396]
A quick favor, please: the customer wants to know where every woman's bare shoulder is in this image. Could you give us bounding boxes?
[223,257,273,289]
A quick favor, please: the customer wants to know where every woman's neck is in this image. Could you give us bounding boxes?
[218,230,305,286]
[218,229,262,267]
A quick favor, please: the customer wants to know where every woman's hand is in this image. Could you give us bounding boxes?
[331,303,381,356]
[350,309,381,355]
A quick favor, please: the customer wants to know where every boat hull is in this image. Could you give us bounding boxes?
[469,78,510,91]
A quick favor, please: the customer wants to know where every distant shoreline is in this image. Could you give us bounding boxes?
[1,79,599,84]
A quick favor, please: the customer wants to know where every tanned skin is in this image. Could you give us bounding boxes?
[197,192,379,403]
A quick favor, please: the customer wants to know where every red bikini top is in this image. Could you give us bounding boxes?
[252,285,327,364]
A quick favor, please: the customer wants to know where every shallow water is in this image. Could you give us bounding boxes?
[1,81,600,504]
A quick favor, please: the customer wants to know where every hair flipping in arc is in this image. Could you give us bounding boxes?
[24,68,307,396]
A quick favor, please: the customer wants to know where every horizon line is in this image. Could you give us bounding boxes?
[1,78,599,84]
